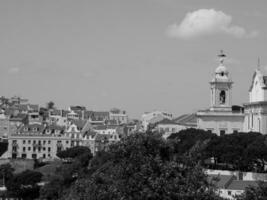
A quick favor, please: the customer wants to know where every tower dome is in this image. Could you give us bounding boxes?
[214,50,230,80]
[215,65,229,76]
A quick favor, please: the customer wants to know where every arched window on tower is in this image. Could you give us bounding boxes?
[219,90,226,104]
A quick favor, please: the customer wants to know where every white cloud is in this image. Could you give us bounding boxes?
[8,67,20,74]
[166,9,259,39]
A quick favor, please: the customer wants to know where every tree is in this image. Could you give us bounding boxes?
[203,132,265,171]
[40,146,93,199]
[236,182,267,200]
[168,128,216,155]
[57,146,92,164]
[47,101,55,110]
[63,132,221,200]
[6,170,43,199]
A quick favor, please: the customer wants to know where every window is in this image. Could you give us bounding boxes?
[252,114,254,128]
[48,140,51,144]
[219,90,226,104]
[23,147,26,152]
[28,147,31,151]
[38,147,41,152]
[21,154,26,159]
[33,140,36,144]
[33,147,36,152]
[66,141,69,144]
[228,191,232,195]
[28,140,31,144]
[32,154,37,159]
[207,129,213,133]
[43,154,46,158]
[43,140,46,145]
[43,147,46,151]
[220,130,226,136]
[48,147,51,152]
[23,140,26,144]
[233,129,239,134]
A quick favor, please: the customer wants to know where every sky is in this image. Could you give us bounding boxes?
[0,0,267,118]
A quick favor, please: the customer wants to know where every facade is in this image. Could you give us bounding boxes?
[141,111,173,131]
[0,111,10,141]
[173,113,197,129]
[243,69,267,134]
[109,108,128,125]
[208,173,258,200]
[197,52,244,135]
[155,118,185,139]
[7,124,69,159]
[83,126,121,156]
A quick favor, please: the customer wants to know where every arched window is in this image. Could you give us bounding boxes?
[219,90,226,104]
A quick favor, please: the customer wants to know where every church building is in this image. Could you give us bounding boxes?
[196,51,244,136]
[243,67,267,134]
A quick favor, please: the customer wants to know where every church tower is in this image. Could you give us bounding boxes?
[210,51,233,112]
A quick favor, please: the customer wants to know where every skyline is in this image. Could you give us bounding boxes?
[1,0,267,118]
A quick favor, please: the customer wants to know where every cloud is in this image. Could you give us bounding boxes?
[8,67,20,74]
[166,9,259,39]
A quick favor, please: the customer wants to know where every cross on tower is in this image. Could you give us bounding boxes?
[218,50,226,64]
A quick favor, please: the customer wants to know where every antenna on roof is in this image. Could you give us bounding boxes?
[257,57,261,71]
[218,50,226,64]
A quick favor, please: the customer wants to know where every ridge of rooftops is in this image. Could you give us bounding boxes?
[208,174,258,191]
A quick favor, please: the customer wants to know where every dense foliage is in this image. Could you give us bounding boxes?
[169,129,267,172]
[237,182,267,200]
[40,146,93,199]
[63,132,221,200]
[2,129,267,199]
[6,169,43,199]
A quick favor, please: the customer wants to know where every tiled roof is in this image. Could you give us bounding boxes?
[156,118,178,125]
[227,180,258,190]
[71,119,87,129]
[95,133,110,141]
[46,124,65,131]
[94,125,107,130]
[18,124,46,133]
[174,113,197,127]
[208,175,235,189]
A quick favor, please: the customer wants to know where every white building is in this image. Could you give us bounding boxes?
[243,68,267,134]
[141,111,173,131]
[197,52,244,135]
[109,108,128,125]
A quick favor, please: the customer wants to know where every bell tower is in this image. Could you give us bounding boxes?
[210,51,233,112]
